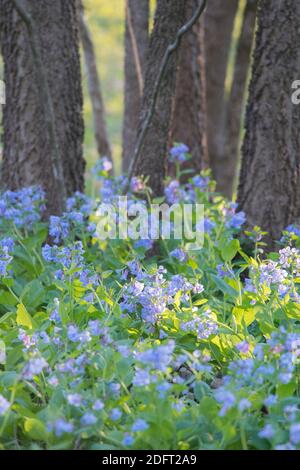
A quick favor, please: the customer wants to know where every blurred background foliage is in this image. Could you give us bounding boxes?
[82,0,125,175]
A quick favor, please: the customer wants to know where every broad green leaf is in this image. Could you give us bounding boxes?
[211,274,238,298]
[285,302,300,320]
[0,289,18,307]
[21,280,45,309]
[187,258,198,270]
[277,382,296,398]
[221,239,240,262]
[24,418,48,441]
[233,306,259,326]
[16,303,33,329]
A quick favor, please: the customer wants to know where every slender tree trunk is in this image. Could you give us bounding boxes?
[238,0,300,249]
[170,0,208,178]
[0,0,85,215]
[78,0,112,163]
[134,0,186,197]
[122,0,149,173]
[219,0,258,199]
[204,0,239,186]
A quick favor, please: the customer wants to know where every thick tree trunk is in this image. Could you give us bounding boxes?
[170,0,208,177]
[78,0,112,163]
[0,0,85,215]
[204,0,239,187]
[122,0,149,173]
[238,0,300,249]
[219,0,258,199]
[134,0,186,197]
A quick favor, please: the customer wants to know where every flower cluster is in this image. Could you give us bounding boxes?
[120,262,204,324]
[133,341,175,387]
[0,186,45,229]
[0,237,14,278]
[214,328,300,421]
[168,144,189,163]
[224,203,246,230]
[181,309,218,340]
[42,241,98,288]
[49,192,94,243]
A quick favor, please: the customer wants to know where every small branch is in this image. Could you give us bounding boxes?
[126,0,144,97]
[124,0,207,193]
[11,0,66,209]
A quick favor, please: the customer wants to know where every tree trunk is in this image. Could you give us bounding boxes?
[238,0,300,249]
[122,0,149,173]
[204,0,239,187]
[0,0,85,215]
[78,0,112,163]
[134,0,186,197]
[170,0,208,178]
[219,0,258,199]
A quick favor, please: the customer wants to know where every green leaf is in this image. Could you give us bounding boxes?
[24,418,48,441]
[0,311,15,325]
[21,280,45,309]
[174,290,182,308]
[102,270,113,279]
[193,298,208,306]
[16,303,33,329]
[0,289,18,307]
[0,371,18,387]
[187,258,198,270]
[285,302,300,320]
[221,239,240,262]
[199,397,218,420]
[277,382,296,398]
[233,306,259,326]
[194,381,211,401]
[152,196,165,204]
[211,274,238,298]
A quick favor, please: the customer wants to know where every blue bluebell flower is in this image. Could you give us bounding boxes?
[122,434,134,446]
[169,144,189,163]
[110,408,122,421]
[131,418,149,432]
[81,412,97,426]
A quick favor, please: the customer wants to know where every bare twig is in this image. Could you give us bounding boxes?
[124,0,207,193]
[11,0,66,209]
[126,0,144,97]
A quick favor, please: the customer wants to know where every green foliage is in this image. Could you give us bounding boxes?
[1,169,300,450]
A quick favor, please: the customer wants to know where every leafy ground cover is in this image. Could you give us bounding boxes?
[1,149,300,450]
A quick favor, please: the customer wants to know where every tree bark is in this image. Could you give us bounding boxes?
[134,0,186,197]
[219,0,258,199]
[78,0,112,163]
[170,0,208,178]
[238,0,300,249]
[122,0,149,173]
[204,0,239,187]
[0,0,85,215]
